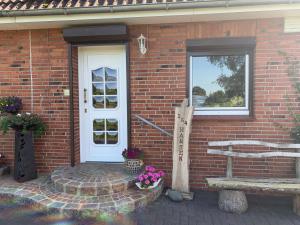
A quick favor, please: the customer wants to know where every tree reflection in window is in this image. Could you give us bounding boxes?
[192,55,246,108]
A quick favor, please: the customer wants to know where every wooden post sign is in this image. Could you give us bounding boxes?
[172,99,194,200]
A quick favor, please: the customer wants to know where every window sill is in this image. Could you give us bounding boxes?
[192,115,255,121]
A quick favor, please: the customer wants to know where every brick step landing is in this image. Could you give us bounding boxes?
[51,163,136,196]
[0,175,163,215]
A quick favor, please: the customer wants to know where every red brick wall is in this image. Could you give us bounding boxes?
[0,29,71,172]
[0,18,300,189]
[129,18,300,188]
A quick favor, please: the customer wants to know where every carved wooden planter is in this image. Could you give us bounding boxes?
[14,130,37,182]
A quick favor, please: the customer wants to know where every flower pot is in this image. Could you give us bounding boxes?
[135,178,162,190]
[124,159,143,174]
[14,130,37,182]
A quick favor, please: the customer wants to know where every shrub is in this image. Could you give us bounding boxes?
[0,113,46,137]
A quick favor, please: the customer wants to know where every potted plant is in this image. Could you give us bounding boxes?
[122,148,144,174]
[136,165,165,190]
[0,112,46,182]
[0,96,22,114]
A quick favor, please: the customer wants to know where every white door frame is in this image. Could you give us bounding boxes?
[78,45,128,162]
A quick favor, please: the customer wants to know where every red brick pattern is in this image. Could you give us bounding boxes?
[0,29,71,172]
[129,19,300,188]
[0,18,300,189]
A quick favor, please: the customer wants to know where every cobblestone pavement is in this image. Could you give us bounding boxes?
[0,187,300,225]
[0,171,162,215]
[131,190,300,225]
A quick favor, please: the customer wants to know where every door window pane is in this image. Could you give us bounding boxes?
[93,119,105,131]
[106,119,118,131]
[106,96,118,108]
[93,119,118,145]
[106,132,118,144]
[92,68,104,82]
[93,132,105,144]
[93,96,104,108]
[93,83,104,95]
[91,67,118,109]
[106,83,117,95]
[105,68,117,81]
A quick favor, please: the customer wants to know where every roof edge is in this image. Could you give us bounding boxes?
[1,0,300,17]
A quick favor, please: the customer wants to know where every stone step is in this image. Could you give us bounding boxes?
[51,163,137,196]
[0,175,163,215]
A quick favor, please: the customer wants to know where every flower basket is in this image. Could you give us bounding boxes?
[135,166,165,190]
[135,178,161,190]
[122,148,144,174]
[124,158,144,174]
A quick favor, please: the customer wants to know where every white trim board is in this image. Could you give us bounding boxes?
[285,17,300,33]
[1,4,300,30]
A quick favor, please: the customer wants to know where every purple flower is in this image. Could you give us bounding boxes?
[158,170,165,177]
[122,147,143,159]
[136,166,165,188]
[0,96,22,114]
[138,175,144,182]
[148,172,154,177]
[145,166,155,172]
[151,177,157,182]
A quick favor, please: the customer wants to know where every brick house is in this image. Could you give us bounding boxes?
[0,0,300,189]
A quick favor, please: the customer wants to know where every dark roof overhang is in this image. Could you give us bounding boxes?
[63,24,128,44]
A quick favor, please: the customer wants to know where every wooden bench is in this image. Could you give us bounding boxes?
[206,140,300,215]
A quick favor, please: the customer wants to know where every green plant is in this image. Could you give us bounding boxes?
[275,52,300,143]
[0,113,46,137]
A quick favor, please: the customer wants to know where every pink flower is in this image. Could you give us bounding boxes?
[159,170,165,177]
[145,179,150,185]
[145,166,155,172]
[148,172,153,177]
[153,173,160,178]
[143,174,148,179]
[138,175,144,182]
[151,177,157,182]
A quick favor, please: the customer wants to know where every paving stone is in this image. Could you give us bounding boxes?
[51,163,137,196]
[48,201,66,209]
[0,164,163,215]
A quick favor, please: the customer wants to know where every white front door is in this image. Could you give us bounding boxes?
[79,45,127,162]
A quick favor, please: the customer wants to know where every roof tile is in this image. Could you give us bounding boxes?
[0,0,197,10]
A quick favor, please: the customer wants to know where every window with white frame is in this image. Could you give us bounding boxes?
[188,38,254,116]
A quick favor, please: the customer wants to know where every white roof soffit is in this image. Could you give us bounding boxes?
[1,3,300,30]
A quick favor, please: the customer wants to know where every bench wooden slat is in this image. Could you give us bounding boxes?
[208,140,300,149]
[206,177,300,194]
[207,149,300,158]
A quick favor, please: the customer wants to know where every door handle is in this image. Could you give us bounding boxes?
[84,88,87,103]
